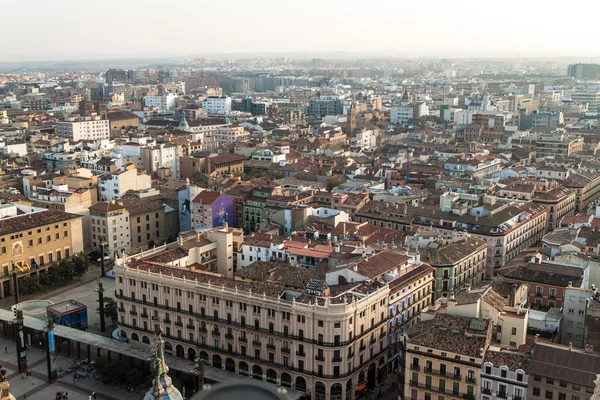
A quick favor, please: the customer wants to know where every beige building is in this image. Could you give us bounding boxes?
[528,342,600,400]
[115,239,392,400]
[121,189,174,252]
[89,201,132,258]
[0,204,83,298]
[422,281,529,348]
[405,314,493,400]
[29,181,96,252]
[98,166,152,202]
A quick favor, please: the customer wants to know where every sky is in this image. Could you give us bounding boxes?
[2,0,600,62]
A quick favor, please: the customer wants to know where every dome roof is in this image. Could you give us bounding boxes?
[143,330,183,400]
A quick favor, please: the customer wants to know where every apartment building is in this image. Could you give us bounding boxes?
[535,132,584,158]
[404,314,493,400]
[202,96,232,114]
[140,143,180,179]
[144,94,177,112]
[528,342,600,400]
[562,170,600,213]
[497,261,587,309]
[29,180,96,252]
[0,204,83,298]
[98,166,152,202]
[89,201,131,258]
[191,191,234,231]
[499,180,576,231]
[121,189,172,252]
[481,350,530,400]
[413,194,547,273]
[560,284,596,349]
[55,114,110,141]
[408,231,488,299]
[115,242,391,400]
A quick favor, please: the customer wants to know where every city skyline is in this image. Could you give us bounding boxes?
[2,0,600,62]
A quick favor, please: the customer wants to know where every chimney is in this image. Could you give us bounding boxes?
[196,231,201,241]
[466,284,472,293]
[178,236,183,245]
[569,342,573,350]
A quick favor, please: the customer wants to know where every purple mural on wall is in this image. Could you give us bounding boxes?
[211,194,235,228]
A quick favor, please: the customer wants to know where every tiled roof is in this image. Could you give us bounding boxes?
[0,209,81,236]
[89,201,126,213]
[484,350,531,371]
[529,342,600,387]
[420,235,487,265]
[235,261,325,290]
[192,191,221,205]
[355,250,412,279]
[407,314,490,358]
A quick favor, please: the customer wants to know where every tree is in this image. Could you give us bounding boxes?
[97,297,118,325]
[71,252,89,276]
[326,176,343,192]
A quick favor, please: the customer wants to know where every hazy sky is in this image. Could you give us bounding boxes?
[2,0,600,62]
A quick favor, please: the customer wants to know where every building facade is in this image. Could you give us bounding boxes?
[481,350,530,400]
[115,246,392,400]
[89,201,132,258]
[55,115,110,141]
[0,205,83,298]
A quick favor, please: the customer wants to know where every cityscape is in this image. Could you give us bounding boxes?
[2,2,600,400]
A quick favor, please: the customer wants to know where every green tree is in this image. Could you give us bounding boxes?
[97,297,118,325]
[326,176,343,192]
[71,252,89,276]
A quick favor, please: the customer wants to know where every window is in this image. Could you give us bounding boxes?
[533,388,540,396]
[511,327,517,335]
[546,390,553,400]
[318,320,323,327]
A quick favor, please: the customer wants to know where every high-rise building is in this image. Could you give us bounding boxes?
[55,115,110,141]
[105,69,128,84]
[567,63,600,80]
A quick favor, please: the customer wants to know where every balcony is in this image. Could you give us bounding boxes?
[130,310,137,316]
[424,366,433,373]
[296,351,305,357]
[497,392,508,399]
[466,377,476,384]
[118,307,125,313]
[239,337,247,343]
[225,333,234,340]
[164,319,171,324]
[453,374,462,381]
[514,396,523,400]
[175,321,183,327]
[252,340,261,347]
[332,356,342,362]
[199,327,207,333]
[281,348,290,354]
[267,344,276,350]
[186,324,195,330]
[348,352,354,359]
[411,365,420,371]
[462,395,474,400]
[315,355,325,362]
[141,313,149,318]
[212,330,220,336]
[482,388,492,395]
[359,345,366,352]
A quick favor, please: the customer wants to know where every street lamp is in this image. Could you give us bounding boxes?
[94,279,106,332]
[99,236,107,277]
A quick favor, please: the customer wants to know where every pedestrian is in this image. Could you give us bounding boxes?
[92,391,96,400]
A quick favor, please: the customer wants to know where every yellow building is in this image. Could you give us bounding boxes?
[0,204,83,298]
[404,314,493,400]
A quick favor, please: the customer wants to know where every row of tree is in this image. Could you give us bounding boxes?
[18,252,89,295]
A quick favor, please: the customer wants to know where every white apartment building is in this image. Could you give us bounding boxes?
[202,96,232,114]
[569,90,600,112]
[481,350,529,400]
[144,94,177,112]
[89,201,132,258]
[115,239,391,400]
[98,166,152,202]
[140,143,179,179]
[56,115,110,141]
[561,284,596,348]
[390,102,429,125]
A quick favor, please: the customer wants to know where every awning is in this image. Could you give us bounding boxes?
[357,383,367,391]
